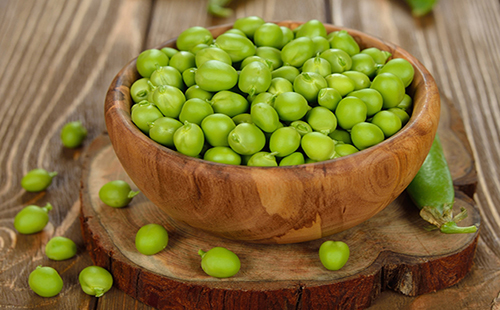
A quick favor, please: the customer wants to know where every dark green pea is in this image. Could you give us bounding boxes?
[329,30,360,56]
[320,49,352,73]
[176,26,213,51]
[149,117,183,147]
[272,66,300,83]
[195,60,238,92]
[195,46,232,67]
[293,72,327,103]
[61,121,87,148]
[173,121,205,157]
[397,93,413,111]
[318,87,342,111]
[306,106,337,135]
[161,47,179,59]
[301,132,336,161]
[378,58,415,87]
[335,96,367,130]
[209,91,249,117]
[179,98,214,125]
[280,26,294,47]
[290,120,313,136]
[228,123,266,155]
[279,152,305,166]
[204,146,242,165]
[225,28,247,37]
[371,110,402,137]
[254,23,283,49]
[233,16,265,39]
[350,122,385,150]
[135,223,169,255]
[150,66,184,89]
[334,144,359,158]
[325,73,355,97]
[251,102,281,133]
[45,236,77,261]
[312,36,331,55]
[348,88,383,117]
[269,127,301,157]
[131,101,163,134]
[388,107,410,126]
[238,61,272,97]
[342,71,371,90]
[350,53,378,78]
[361,47,391,65]
[29,266,63,297]
[328,129,352,144]
[215,33,256,63]
[21,168,57,192]
[14,203,52,234]
[247,151,278,167]
[99,180,139,208]
[185,85,213,101]
[182,68,197,88]
[274,92,309,121]
[136,49,169,78]
[267,77,293,96]
[130,77,152,103]
[169,51,196,73]
[370,72,405,109]
[256,46,283,70]
[250,92,277,106]
[281,37,315,67]
[201,113,236,146]
[151,85,186,119]
[232,113,253,125]
[302,56,332,77]
[240,56,272,70]
[296,19,327,38]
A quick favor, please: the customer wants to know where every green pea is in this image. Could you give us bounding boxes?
[361,47,391,65]
[325,73,355,97]
[256,46,283,70]
[173,121,205,157]
[176,26,213,51]
[348,88,383,117]
[388,107,410,125]
[318,87,342,111]
[204,146,242,165]
[334,143,359,158]
[130,77,152,103]
[296,19,327,38]
[210,91,249,117]
[329,30,360,56]
[150,66,184,89]
[342,71,371,90]
[250,92,277,106]
[199,247,241,278]
[149,117,183,148]
[335,96,367,130]
[135,223,169,255]
[169,51,196,73]
[136,49,169,78]
[21,168,57,192]
[302,56,332,77]
[240,56,272,70]
[312,36,331,55]
[228,123,266,155]
[238,61,272,96]
[233,16,265,39]
[79,266,113,297]
[225,28,247,37]
[280,26,294,47]
[215,33,256,63]
[370,72,405,109]
[14,203,52,234]
[290,120,313,136]
[182,67,197,88]
[232,113,253,125]
[328,129,352,144]
[99,180,139,208]
[301,132,336,161]
[319,240,350,270]
[254,23,283,49]
[279,152,305,166]
[201,113,236,147]
[371,110,402,137]
[397,93,413,111]
[190,43,210,54]
[378,58,415,87]
[195,60,238,92]
[267,77,293,96]
[161,47,179,59]
[151,85,186,119]
[45,236,77,261]
[306,106,337,135]
[131,101,163,134]
[320,49,352,73]
[178,98,213,125]
[281,37,315,67]
[269,127,301,157]
[293,72,327,103]
[195,46,232,67]
[185,85,213,101]
[246,151,277,167]
[29,266,63,297]
[350,122,385,150]
[274,92,309,122]
[272,65,301,84]
[250,102,281,133]
[350,53,378,78]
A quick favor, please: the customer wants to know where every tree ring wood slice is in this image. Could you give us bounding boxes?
[80,135,480,310]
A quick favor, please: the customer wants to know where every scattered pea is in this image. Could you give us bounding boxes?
[45,236,77,261]
[79,266,113,297]
[14,203,52,234]
[99,180,139,208]
[21,168,57,192]
[29,266,63,297]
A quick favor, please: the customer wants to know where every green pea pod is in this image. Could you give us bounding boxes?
[406,134,477,234]
[404,0,437,17]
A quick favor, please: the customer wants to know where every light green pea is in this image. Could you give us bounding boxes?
[370,72,405,109]
[201,113,236,147]
[397,93,413,111]
[150,66,184,90]
[272,66,301,84]
[131,101,163,134]
[318,88,342,111]
[238,61,272,96]
[328,129,352,144]
[195,60,238,92]
[306,106,337,135]
[350,53,378,78]
[378,58,415,87]
[274,92,309,121]
[293,72,327,103]
[281,37,315,67]
[228,123,266,155]
[256,46,283,70]
[173,121,205,157]
[325,73,355,97]
[21,168,57,192]
[169,51,196,73]
[45,236,77,261]
[301,132,336,161]
[135,223,169,255]
[269,127,301,157]
[370,110,402,137]
[233,16,265,39]
[130,77,152,103]
[79,266,113,297]
[388,107,410,125]
[329,30,360,56]
[149,117,183,148]
[176,26,213,51]
[251,102,281,133]
[302,56,332,77]
[312,36,331,55]
[182,68,196,88]
[195,46,232,67]
[99,180,139,208]
[334,144,359,158]
[335,96,367,130]
[290,120,313,136]
[151,85,186,119]
[178,98,214,125]
[215,33,256,62]
[342,71,371,90]
[361,47,391,65]
[161,47,179,59]
[210,91,249,117]
[280,26,294,47]
[350,122,385,150]
[279,152,305,166]
[348,88,383,117]
[267,78,293,96]
[254,23,283,49]
[199,247,241,278]
[29,266,63,297]
[296,19,327,38]
[320,49,352,73]
[185,85,213,101]
[14,203,52,234]
[204,146,242,165]
[247,151,278,167]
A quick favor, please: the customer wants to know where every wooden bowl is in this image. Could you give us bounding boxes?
[104,21,440,244]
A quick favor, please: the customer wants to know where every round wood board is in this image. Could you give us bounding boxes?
[80,127,480,309]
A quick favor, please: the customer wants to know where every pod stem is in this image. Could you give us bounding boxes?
[42,203,53,213]
[49,171,58,178]
[440,221,478,234]
[128,191,140,199]
[198,249,207,257]
[419,203,477,234]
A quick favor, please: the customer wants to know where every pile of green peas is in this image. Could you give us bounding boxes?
[130,17,414,166]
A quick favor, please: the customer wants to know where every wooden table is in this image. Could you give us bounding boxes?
[1,0,499,309]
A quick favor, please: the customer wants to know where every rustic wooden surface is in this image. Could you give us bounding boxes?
[1,0,499,309]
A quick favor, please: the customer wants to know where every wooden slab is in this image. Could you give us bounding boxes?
[80,134,480,310]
